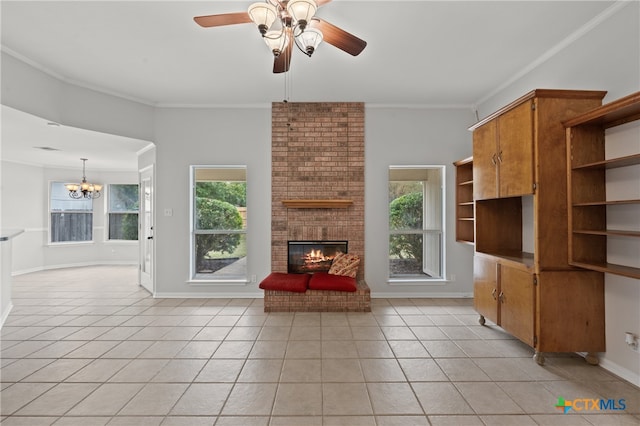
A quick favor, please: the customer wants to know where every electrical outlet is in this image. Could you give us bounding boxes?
[625,332,639,351]
[251,275,257,283]
[450,274,456,282]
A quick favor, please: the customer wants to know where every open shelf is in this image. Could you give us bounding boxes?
[573,229,640,237]
[573,199,640,207]
[476,250,535,270]
[572,153,640,170]
[570,261,640,280]
[566,91,640,279]
[454,157,474,244]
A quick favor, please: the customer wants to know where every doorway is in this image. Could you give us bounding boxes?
[139,165,154,294]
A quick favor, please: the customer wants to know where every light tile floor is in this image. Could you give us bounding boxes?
[1,265,638,426]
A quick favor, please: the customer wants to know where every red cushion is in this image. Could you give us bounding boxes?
[259,272,310,293]
[308,272,357,292]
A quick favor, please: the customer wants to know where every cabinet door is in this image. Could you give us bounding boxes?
[472,121,498,200]
[473,256,499,324]
[497,101,535,198]
[499,265,535,347]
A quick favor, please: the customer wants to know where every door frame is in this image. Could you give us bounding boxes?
[139,165,155,294]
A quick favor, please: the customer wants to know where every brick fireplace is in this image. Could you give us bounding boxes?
[271,102,365,279]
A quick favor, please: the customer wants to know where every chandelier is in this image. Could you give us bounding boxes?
[248,0,323,57]
[65,158,102,199]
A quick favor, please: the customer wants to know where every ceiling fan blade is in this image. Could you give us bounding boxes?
[311,18,366,56]
[273,32,294,73]
[317,0,333,6]
[194,12,252,28]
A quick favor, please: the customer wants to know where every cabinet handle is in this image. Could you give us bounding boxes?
[491,153,497,165]
[497,151,503,163]
[491,288,497,300]
[498,291,505,303]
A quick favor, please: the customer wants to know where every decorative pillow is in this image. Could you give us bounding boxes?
[328,252,360,278]
[309,272,357,292]
[259,272,310,293]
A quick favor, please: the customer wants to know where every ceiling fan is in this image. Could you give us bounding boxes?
[194,0,367,73]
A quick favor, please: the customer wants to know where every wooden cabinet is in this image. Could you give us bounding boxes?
[473,256,498,324]
[470,89,607,365]
[499,263,535,347]
[473,123,498,200]
[475,251,538,349]
[564,91,640,279]
[472,101,534,200]
[453,157,474,244]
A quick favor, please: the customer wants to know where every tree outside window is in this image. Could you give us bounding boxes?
[191,167,247,280]
[389,166,445,279]
[108,184,139,240]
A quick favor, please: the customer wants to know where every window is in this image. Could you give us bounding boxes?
[108,184,139,240]
[191,166,247,281]
[389,166,445,280]
[50,182,93,243]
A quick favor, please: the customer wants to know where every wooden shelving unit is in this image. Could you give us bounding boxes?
[565,91,640,280]
[453,157,474,244]
[469,89,608,365]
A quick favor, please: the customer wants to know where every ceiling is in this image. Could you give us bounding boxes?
[0,1,622,169]
[1,105,151,171]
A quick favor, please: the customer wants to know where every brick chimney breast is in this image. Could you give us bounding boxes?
[271,102,365,279]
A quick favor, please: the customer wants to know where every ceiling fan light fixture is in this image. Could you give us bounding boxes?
[264,30,289,57]
[287,0,317,31]
[193,1,367,73]
[248,2,278,35]
[297,27,323,56]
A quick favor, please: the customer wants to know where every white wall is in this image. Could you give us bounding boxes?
[1,0,638,384]
[152,106,475,297]
[1,161,140,274]
[474,1,640,386]
[476,1,639,116]
[152,107,272,297]
[1,162,45,273]
[1,53,154,142]
[365,107,476,296]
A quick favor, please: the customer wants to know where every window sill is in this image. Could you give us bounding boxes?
[388,278,448,286]
[47,241,95,247]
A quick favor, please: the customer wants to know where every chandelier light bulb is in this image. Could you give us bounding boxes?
[263,30,289,57]
[297,27,323,56]
[248,2,279,35]
[287,0,317,31]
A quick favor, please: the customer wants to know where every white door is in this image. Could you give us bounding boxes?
[139,166,154,293]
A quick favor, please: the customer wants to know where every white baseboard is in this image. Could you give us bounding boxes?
[598,357,640,387]
[370,292,473,298]
[1,302,14,329]
[154,292,264,299]
[12,261,137,276]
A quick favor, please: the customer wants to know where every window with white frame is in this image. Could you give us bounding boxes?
[388,166,445,279]
[108,184,139,241]
[50,182,93,243]
[191,166,247,280]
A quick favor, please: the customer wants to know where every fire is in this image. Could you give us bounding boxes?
[304,249,329,263]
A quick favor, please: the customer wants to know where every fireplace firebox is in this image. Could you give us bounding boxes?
[288,241,348,274]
